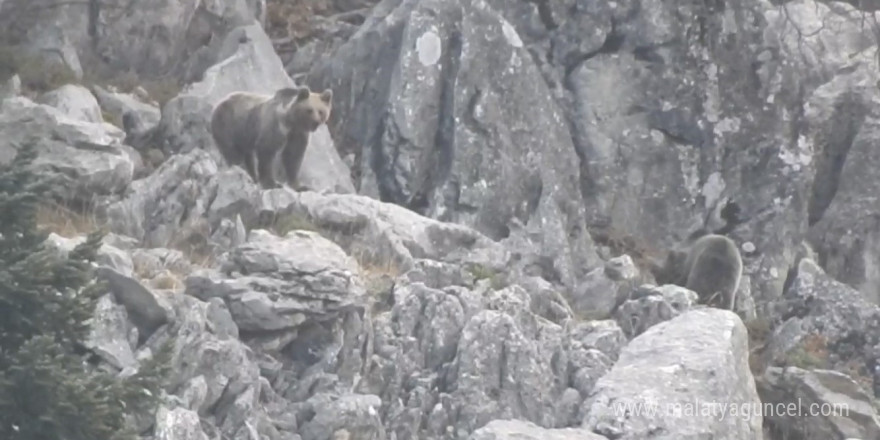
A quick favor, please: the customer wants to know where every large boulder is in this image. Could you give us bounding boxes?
[36,84,104,124]
[582,308,763,439]
[297,394,386,440]
[613,284,698,338]
[0,0,264,83]
[146,292,266,439]
[759,367,880,440]
[104,149,257,250]
[92,0,262,79]
[0,96,134,204]
[804,43,880,305]
[92,85,161,134]
[97,266,170,344]
[86,294,138,370]
[765,258,880,396]
[185,229,366,334]
[154,406,209,440]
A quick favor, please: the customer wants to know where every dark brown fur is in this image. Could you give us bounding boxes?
[649,233,742,310]
[210,86,333,189]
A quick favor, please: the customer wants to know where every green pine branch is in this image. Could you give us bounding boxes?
[0,143,172,440]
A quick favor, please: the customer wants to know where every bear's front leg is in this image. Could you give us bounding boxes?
[253,130,284,189]
[256,158,281,189]
[242,150,259,184]
[281,136,308,190]
[256,149,283,189]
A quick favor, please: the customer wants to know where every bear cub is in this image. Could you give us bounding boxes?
[210,85,333,189]
[650,232,743,311]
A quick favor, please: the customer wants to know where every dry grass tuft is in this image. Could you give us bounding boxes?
[266,0,329,42]
[355,251,404,315]
[588,224,664,278]
[466,262,509,290]
[840,358,874,394]
[84,70,181,107]
[163,219,218,271]
[35,201,102,238]
[268,212,320,236]
[782,333,830,370]
[0,43,182,109]
[0,45,78,94]
[147,269,185,291]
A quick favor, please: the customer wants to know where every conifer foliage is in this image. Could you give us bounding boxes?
[0,143,170,440]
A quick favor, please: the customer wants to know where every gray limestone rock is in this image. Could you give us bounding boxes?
[85,294,137,370]
[0,96,134,204]
[298,394,386,440]
[308,0,600,290]
[152,293,265,439]
[104,149,259,251]
[613,284,699,338]
[36,84,104,123]
[0,75,20,100]
[469,419,606,440]
[185,229,365,333]
[759,367,880,440]
[154,406,209,440]
[256,190,508,274]
[96,266,170,343]
[92,84,162,140]
[583,308,763,439]
[94,0,261,80]
[571,257,641,320]
[804,48,880,305]
[766,258,880,394]
[44,233,135,277]
[6,1,880,439]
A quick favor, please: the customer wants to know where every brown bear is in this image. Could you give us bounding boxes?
[210,86,333,189]
[649,232,743,310]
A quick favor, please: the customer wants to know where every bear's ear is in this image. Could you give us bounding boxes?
[274,87,302,104]
[296,87,311,102]
[320,89,333,104]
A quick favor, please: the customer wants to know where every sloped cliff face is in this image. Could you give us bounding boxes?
[307,0,601,291]
[2,0,880,439]
[304,0,880,309]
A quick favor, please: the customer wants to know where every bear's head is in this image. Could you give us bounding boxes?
[276,86,333,132]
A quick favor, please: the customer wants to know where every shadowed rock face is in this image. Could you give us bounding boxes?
[0,0,265,85]
[805,77,880,305]
[308,0,600,290]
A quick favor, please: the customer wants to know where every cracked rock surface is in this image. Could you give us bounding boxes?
[6,0,880,438]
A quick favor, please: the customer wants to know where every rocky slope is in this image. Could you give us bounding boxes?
[1,0,880,439]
